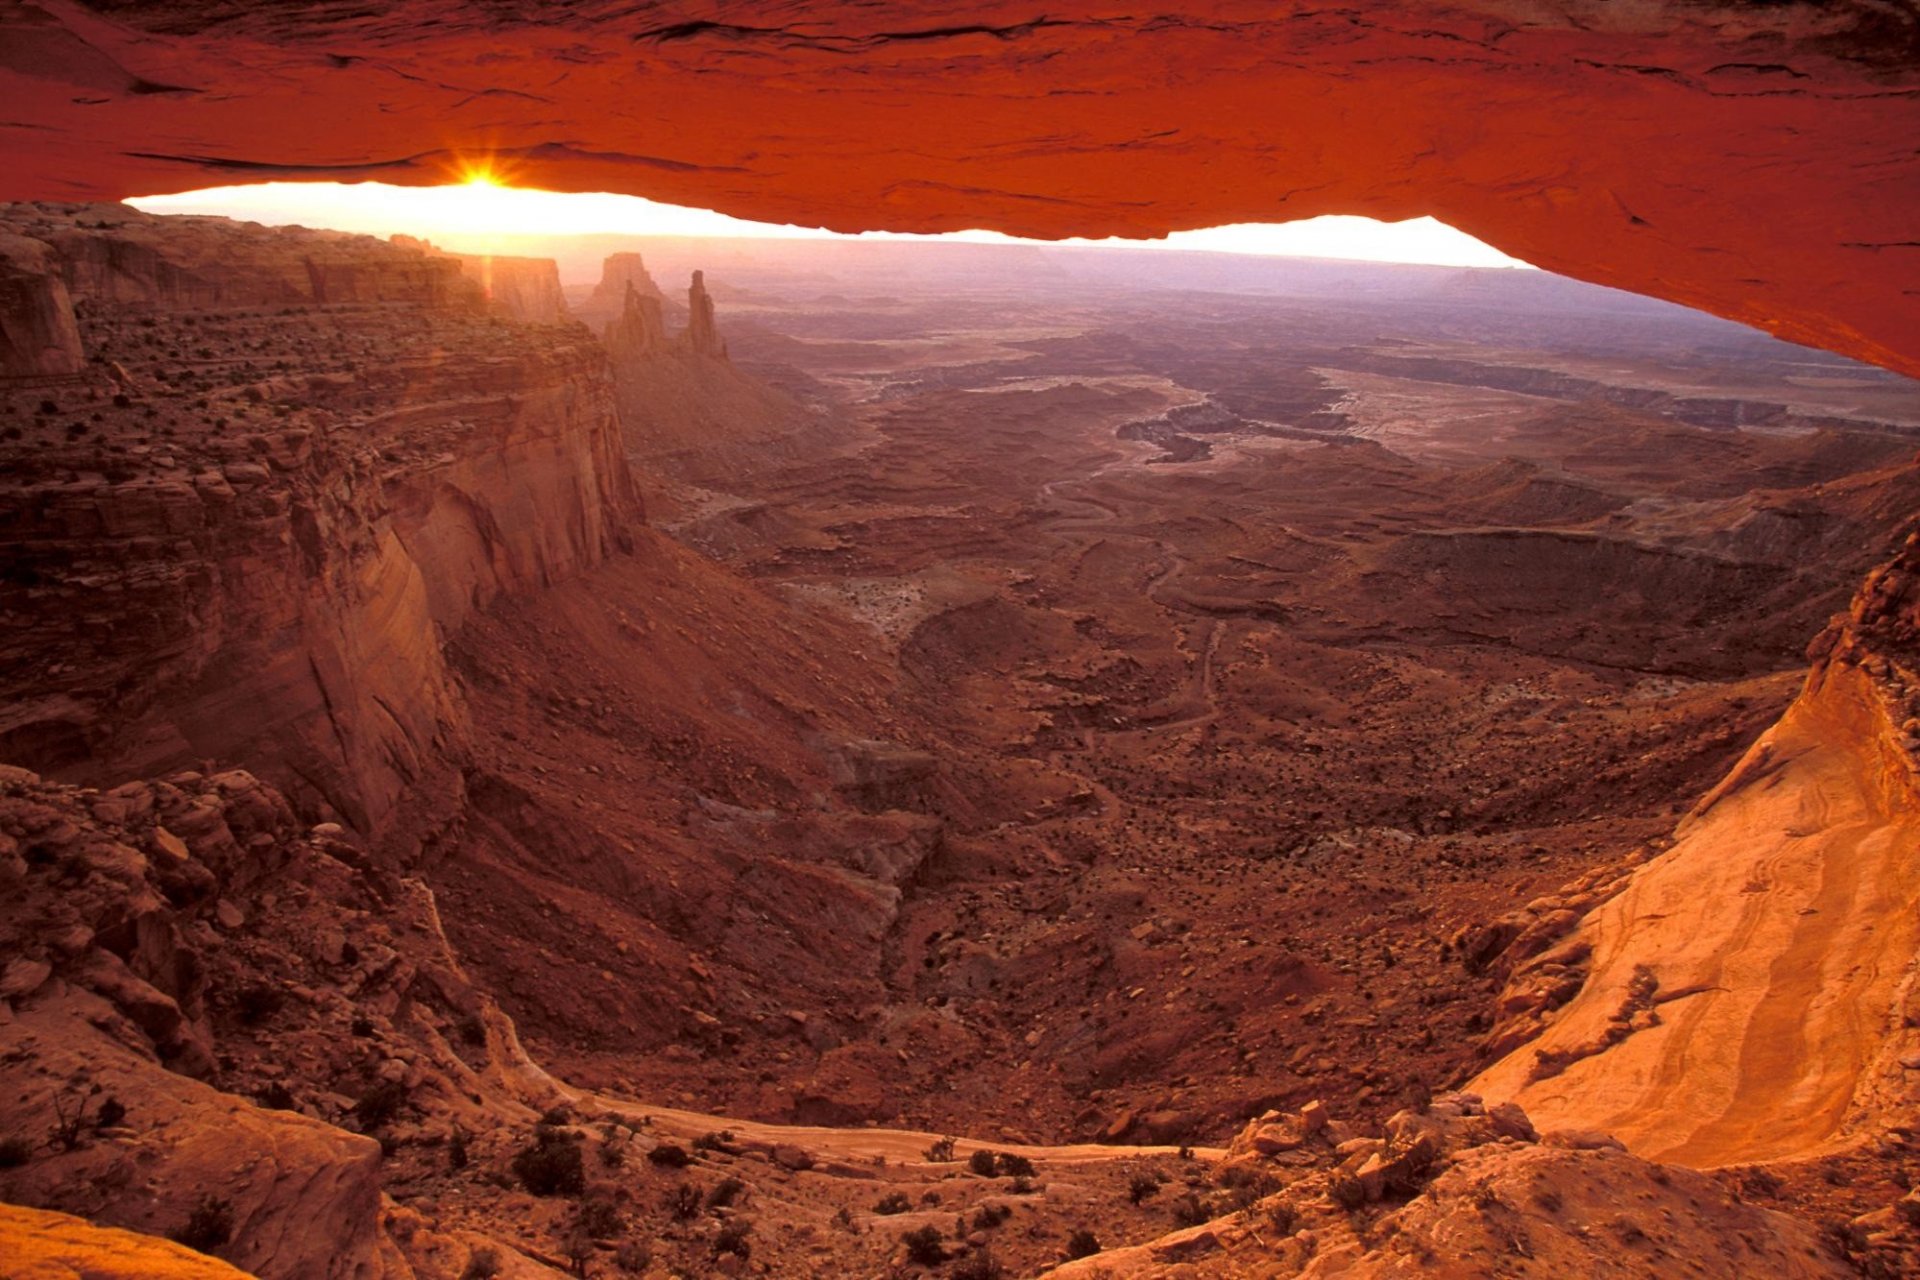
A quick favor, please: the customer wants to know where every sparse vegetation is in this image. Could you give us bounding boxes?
[713,1219,752,1259]
[924,1135,957,1162]
[1129,1171,1162,1204]
[577,1195,623,1239]
[901,1224,946,1265]
[1066,1228,1102,1259]
[707,1175,746,1209]
[0,1137,32,1167]
[647,1141,691,1168]
[353,1079,407,1131]
[459,1247,501,1280]
[234,982,285,1024]
[170,1195,234,1255]
[873,1191,913,1216]
[512,1128,586,1197]
[448,1125,470,1170]
[951,1247,1005,1280]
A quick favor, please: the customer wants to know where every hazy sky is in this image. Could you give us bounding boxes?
[130,178,1535,273]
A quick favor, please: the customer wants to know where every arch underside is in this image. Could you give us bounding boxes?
[0,1,1914,373]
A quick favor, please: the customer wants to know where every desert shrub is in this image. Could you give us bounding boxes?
[969,1149,999,1177]
[647,1141,691,1168]
[671,1184,704,1219]
[448,1127,469,1170]
[951,1247,1005,1280]
[1329,1172,1368,1211]
[995,1152,1035,1178]
[713,1219,752,1258]
[1170,1191,1210,1227]
[693,1129,734,1152]
[459,1247,501,1280]
[707,1176,746,1209]
[512,1130,585,1197]
[1008,1176,1035,1196]
[353,1080,407,1131]
[234,982,284,1024]
[1066,1228,1102,1260]
[538,1104,572,1127]
[49,1089,93,1152]
[924,1135,957,1162]
[901,1224,946,1266]
[171,1195,233,1254]
[0,1137,32,1167]
[349,1016,375,1037]
[613,1240,653,1274]
[873,1191,912,1216]
[457,1013,486,1046]
[577,1196,623,1238]
[972,1203,1012,1230]
[93,1097,126,1130]
[599,1137,626,1168]
[1267,1201,1299,1235]
[256,1083,296,1111]
[1129,1172,1162,1205]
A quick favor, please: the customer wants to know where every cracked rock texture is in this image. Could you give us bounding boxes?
[0,2,1914,374]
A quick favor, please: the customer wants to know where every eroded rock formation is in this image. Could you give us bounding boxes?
[686,268,722,359]
[573,251,664,333]
[0,204,637,850]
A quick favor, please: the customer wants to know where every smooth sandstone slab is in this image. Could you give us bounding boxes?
[1474,662,1920,1166]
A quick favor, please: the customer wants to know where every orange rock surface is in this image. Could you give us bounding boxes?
[0,3,1914,377]
[0,1203,251,1280]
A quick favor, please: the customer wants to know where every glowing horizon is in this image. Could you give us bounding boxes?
[128,178,1536,274]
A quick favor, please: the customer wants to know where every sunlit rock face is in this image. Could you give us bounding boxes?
[0,2,1914,373]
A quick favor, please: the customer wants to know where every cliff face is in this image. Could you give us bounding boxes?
[1473,534,1920,1165]
[445,252,570,326]
[0,205,638,849]
[0,232,83,378]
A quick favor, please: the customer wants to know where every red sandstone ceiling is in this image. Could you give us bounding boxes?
[1,1,1916,374]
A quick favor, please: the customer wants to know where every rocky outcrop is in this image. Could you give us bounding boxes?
[0,763,567,1280]
[685,268,722,359]
[0,5,1913,378]
[573,251,665,332]
[600,281,668,360]
[0,232,83,378]
[1473,533,1920,1166]
[597,264,825,482]
[1039,1094,1848,1278]
[0,205,638,849]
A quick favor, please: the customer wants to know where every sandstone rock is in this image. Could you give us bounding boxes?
[0,232,82,377]
[686,270,722,358]
[1,957,52,1000]
[0,1201,251,1280]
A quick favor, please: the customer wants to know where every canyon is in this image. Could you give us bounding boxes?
[0,195,1918,1280]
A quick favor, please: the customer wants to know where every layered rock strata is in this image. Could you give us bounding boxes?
[0,204,638,850]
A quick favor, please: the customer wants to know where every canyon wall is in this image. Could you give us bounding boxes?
[1473,534,1920,1165]
[0,205,637,850]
